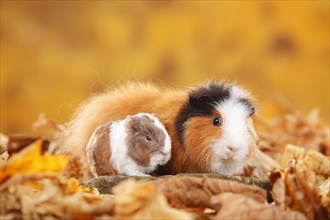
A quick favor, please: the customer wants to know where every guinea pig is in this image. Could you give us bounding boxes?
[86,113,172,177]
[58,81,257,178]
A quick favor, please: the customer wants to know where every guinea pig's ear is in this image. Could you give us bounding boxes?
[127,117,140,133]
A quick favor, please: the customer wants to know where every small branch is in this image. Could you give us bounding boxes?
[81,173,272,194]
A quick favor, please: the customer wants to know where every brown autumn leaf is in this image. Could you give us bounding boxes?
[1,134,41,155]
[271,144,329,220]
[284,164,328,220]
[0,133,9,151]
[245,147,280,180]
[155,176,267,211]
[0,151,9,161]
[212,192,307,220]
[0,173,114,220]
[255,101,329,162]
[112,179,193,219]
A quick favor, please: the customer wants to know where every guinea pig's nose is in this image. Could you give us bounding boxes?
[227,146,238,152]
[160,151,166,156]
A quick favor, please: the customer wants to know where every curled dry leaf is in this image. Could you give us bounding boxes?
[112,179,193,219]
[0,173,114,220]
[0,151,9,161]
[246,147,280,180]
[280,144,305,170]
[284,164,328,220]
[318,179,330,212]
[269,169,285,206]
[33,113,63,134]
[2,134,41,155]
[297,150,330,177]
[271,144,329,220]
[0,133,9,151]
[255,101,330,162]
[155,176,267,211]
[212,192,307,220]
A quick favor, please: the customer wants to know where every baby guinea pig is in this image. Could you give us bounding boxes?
[86,113,172,177]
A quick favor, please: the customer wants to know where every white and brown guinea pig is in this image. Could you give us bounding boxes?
[86,113,171,177]
[59,81,257,178]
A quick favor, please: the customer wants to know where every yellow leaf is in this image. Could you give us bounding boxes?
[0,140,69,183]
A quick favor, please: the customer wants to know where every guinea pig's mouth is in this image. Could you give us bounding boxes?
[222,152,238,161]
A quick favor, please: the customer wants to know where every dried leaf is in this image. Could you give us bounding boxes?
[281,144,305,170]
[279,146,330,220]
[33,113,63,134]
[255,100,330,162]
[0,174,114,219]
[112,179,193,219]
[0,151,9,161]
[246,147,280,180]
[4,135,43,155]
[0,140,69,183]
[213,192,307,220]
[297,150,330,176]
[0,133,9,150]
[319,178,330,213]
[284,168,327,220]
[155,176,267,211]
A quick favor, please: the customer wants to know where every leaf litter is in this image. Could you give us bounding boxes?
[0,101,329,219]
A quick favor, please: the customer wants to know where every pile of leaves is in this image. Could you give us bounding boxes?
[0,101,329,220]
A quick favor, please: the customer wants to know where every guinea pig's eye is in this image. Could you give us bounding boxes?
[146,136,152,141]
[213,117,222,126]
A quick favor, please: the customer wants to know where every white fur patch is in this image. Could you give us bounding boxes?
[210,86,254,175]
[109,120,145,176]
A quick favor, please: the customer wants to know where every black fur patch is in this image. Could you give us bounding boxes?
[175,82,231,145]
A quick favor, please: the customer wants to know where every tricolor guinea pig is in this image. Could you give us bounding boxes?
[59,81,258,178]
[86,113,171,177]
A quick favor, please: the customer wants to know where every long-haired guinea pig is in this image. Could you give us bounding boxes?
[86,113,171,177]
[58,81,258,178]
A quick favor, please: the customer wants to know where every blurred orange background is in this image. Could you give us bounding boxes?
[1,1,329,134]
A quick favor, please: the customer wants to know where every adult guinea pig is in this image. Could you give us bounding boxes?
[59,81,258,178]
[86,113,171,177]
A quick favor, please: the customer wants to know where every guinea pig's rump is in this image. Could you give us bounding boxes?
[86,121,118,177]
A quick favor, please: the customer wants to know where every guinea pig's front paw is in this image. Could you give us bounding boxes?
[137,173,151,177]
[151,153,171,166]
[127,172,151,177]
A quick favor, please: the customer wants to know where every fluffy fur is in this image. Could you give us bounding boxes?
[110,113,171,176]
[86,113,171,177]
[212,94,255,174]
[86,121,117,177]
[58,81,257,179]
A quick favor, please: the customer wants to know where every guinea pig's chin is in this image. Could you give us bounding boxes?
[212,148,248,170]
[150,154,170,166]
[211,158,246,175]
[159,155,171,165]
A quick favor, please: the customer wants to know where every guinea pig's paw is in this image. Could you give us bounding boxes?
[126,171,151,177]
[160,154,171,165]
[150,153,170,166]
[135,173,151,177]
